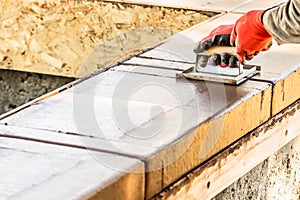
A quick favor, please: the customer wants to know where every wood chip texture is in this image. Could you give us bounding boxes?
[0,0,209,77]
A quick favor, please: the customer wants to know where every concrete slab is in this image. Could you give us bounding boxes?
[0,124,157,159]
[248,44,300,115]
[148,81,271,197]
[111,64,181,78]
[0,67,272,198]
[231,0,286,13]
[124,57,194,70]
[140,13,242,63]
[0,91,176,145]
[139,11,300,118]
[0,137,144,200]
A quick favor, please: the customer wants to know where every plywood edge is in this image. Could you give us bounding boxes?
[272,68,300,116]
[153,99,300,200]
[145,84,272,198]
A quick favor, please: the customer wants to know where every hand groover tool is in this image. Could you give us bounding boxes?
[177,46,260,85]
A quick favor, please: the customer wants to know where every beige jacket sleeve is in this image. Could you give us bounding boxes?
[262,0,300,44]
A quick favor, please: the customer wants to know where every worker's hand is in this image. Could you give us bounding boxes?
[230,10,272,63]
[194,25,233,53]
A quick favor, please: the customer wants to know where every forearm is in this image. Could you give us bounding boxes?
[262,0,300,44]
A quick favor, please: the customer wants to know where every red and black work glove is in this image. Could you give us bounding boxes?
[230,10,273,63]
[194,25,240,67]
[194,25,233,53]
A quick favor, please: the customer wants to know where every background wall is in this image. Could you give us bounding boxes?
[0,69,73,115]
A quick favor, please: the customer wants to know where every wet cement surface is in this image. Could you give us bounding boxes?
[0,65,270,152]
[248,44,300,83]
[0,136,144,200]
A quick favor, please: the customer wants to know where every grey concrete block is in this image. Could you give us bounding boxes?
[0,69,73,115]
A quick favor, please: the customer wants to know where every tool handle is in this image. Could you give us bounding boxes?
[198,46,236,56]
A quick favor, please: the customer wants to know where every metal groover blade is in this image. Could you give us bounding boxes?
[176,47,260,85]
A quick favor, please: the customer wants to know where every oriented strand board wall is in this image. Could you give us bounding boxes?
[0,0,209,77]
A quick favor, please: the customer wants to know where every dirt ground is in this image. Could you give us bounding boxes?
[0,0,210,77]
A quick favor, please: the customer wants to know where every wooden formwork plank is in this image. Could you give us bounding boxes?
[152,100,300,200]
[103,0,257,12]
[272,71,300,115]
[0,67,272,198]
[146,82,272,198]
[0,137,144,200]
[249,44,300,115]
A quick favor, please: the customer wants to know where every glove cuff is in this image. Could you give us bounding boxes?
[251,10,272,39]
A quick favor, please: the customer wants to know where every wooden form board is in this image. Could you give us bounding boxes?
[248,44,300,115]
[153,99,300,200]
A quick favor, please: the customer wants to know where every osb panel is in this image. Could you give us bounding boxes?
[0,0,209,77]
